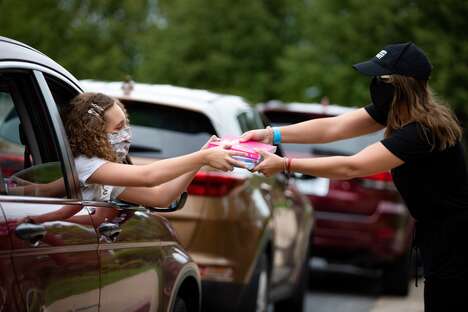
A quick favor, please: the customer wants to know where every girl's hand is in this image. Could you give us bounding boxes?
[203,146,247,171]
[240,128,271,144]
[201,135,220,150]
[253,149,283,177]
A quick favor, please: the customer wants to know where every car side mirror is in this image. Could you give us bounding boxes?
[149,192,188,213]
[108,200,147,212]
[108,192,188,213]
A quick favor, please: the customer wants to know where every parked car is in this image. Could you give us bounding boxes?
[259,101,414,296]
[0,36,201,312]
[81,80,315,312]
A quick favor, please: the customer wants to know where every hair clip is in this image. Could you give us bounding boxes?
[87,109,101,118]
[90,103,104,112]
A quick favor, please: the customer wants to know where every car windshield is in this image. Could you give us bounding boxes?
[122,100,217,159]
[267,111,384,156]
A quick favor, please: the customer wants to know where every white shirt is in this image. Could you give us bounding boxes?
[74,155,125,201]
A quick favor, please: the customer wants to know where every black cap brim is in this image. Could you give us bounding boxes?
[353,59,393,76]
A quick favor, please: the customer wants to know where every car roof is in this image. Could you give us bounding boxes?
[0,36,81,90]
[259,101,357,116]
[80,80,253,136]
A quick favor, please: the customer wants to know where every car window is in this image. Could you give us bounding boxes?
[122,100,217,159]
[237,109,264,133]
[0,72,68,198]
[45,74,79,111]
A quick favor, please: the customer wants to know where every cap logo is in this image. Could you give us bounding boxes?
[375,50,387,59]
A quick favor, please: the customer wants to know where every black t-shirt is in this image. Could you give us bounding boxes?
[365,103,468,222]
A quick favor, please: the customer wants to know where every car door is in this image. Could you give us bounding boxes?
[0,205,19,311]
[0,69,100,312]
[46,74,175,312]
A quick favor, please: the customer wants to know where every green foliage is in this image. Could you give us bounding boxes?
[135,0,300,101]
[0,0,467,112]
[277,0,468,113]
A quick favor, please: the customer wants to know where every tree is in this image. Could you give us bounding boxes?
[0,0,152,81]
[135,0,301,102]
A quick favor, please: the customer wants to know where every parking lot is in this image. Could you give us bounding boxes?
[304,265,423,312]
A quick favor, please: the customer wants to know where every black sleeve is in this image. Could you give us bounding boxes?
[381,123,433,162]
[365,103,387,126]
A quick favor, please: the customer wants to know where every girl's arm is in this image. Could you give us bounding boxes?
[88,146,246,188]
[242,108,384,144]
[117,169,198,207]
[8,178,66,197]
[253,142,403,179]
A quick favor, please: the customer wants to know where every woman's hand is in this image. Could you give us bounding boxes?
[240,128,272,144]
[253,149,283,177]
[203,146,247,171]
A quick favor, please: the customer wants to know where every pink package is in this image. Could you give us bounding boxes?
[208,136,277,160]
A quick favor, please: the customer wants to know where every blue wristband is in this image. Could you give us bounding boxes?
[272,127,281,144]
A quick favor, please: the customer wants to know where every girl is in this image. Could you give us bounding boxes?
[16,92,246,224]
[242,42,468,311]
[64,92,246,207]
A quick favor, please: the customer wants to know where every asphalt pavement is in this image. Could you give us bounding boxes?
[304,264,424,312]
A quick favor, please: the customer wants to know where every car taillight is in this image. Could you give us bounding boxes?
[359,171,395,191]
[187,171,246,197]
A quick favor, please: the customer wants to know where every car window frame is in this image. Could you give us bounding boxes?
[34,70,82,200]
[0,69,75,198]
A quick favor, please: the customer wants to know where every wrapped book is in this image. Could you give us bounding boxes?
[208,136,277,170]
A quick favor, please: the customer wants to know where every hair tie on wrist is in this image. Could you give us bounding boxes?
[287,158,293,173]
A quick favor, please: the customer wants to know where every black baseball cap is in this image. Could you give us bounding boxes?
[353,42,432,80]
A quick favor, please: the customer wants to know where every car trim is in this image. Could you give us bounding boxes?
[9,242,178,256]
[98,241,177,250]
[0,61,83,93]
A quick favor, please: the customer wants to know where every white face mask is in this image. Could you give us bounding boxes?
[107,127,132,162]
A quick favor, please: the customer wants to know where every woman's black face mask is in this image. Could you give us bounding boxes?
[369,77,395,110]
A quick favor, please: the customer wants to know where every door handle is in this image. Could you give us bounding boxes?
[15,223,47,246]
[98,222,122,243]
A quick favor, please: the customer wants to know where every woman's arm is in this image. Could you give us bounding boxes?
[117,169,198,207]
[242,108,384,144]
[253,142,403,179]
[89,147,246,188]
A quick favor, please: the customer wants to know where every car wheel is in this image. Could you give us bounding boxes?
[381,250,411,296]
[274,250,309,312]
[172,297,188,312]
[243,253,270,312]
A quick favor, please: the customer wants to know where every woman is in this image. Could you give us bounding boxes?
[242,42,468,311]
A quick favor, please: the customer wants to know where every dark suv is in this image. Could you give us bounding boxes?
[0,37,201,312]
[260,102,415,296]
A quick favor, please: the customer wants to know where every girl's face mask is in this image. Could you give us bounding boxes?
[369,76,395,110]
[107,127,132,162]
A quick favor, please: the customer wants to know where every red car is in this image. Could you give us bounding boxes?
[259,102,414,296]
[0,36,201,312]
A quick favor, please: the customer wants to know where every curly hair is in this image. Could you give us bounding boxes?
[63,92,129,162]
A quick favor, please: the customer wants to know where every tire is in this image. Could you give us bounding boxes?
[242,253,270,312]
[381,251,411,296]
[172,297,188,312]
[274,251,309,312]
